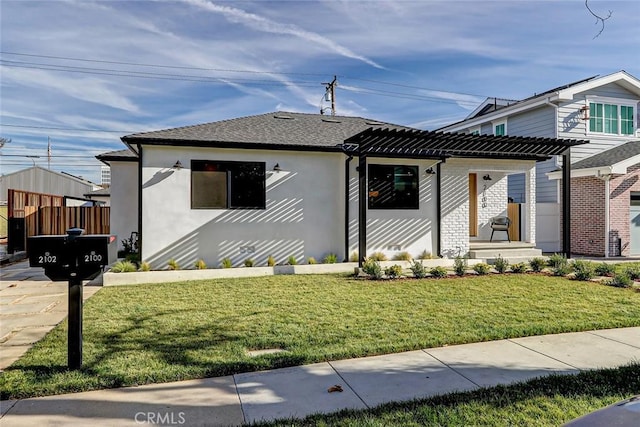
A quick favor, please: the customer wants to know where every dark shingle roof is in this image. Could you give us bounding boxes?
[96,149,138,162]
[572,141,640,170]
[121,112,414,151]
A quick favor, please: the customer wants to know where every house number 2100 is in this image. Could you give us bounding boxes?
[84,253,103,262]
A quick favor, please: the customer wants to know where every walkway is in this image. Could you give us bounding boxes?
[1,327,639,426]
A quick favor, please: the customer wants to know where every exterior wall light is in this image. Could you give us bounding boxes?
[580,105,590,121]
[483,174,492,181]
[273,163,282,172]
[425,167,436,175]
[172,160,183,169]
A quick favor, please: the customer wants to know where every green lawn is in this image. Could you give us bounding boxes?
[2,273,639,399]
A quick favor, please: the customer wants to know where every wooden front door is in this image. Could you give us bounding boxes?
[469,173,477,237]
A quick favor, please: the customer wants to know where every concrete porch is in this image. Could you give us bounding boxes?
[469,241,543,264]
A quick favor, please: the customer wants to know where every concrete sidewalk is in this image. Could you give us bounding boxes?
[1,327,639,426]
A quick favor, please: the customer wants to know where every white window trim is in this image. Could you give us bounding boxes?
[469,126,480,135]
[492,120,507,136]
[585,96,637,137]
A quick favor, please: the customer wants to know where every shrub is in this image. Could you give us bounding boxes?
[385,264,404,279]
[194,259,207,270]
[221,258,233,268]
[392,251,412,261]
[410,260,428,278]
[111,260,137,273]
[624,266,640,281]
[244,258,255,267]
[552,263,572,277]
[323,253,338,264]
[595,262,615,277]
[511,262,527,274]
[547,253,568,269]
[167,259,179,270]
[453,256,467,276]
[606,273,632,288]
[493,255,509,274]
[349,251,359,262]
[267,255,276,267]
[362,258,383,279]
[572,260,595,281]
[473,262,491,275]
[529,257,546,273]
[429,266,448,278]
[139,261,151,272]
[125,253,140,265]
[307,257,317,265]
[417,250,432,260]
[369,251,388,261]
[287,256,298,265]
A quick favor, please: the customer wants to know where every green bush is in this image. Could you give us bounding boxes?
[529,257,546,273]
[572,260,595,281]
[322,253,338,264]
[595,262,615,277]
[349,251,359,262]
[194,259,207,270]
[362,258,383,279]
[111,260,138,273]
[392,251,412,261]
[429,265,448,278]
[307,257,317,265]
[547,253,567,269]
[385,264,404,279]
[552,263,572,277]
[267,255,276,267]
[473,262,491,275]
[453,256,467,276]
[410,260,428,278]
[221,258,233,268]
[493,255,509,274]
[369,251,388,261]
[606,273,633,288]
[510,262,527,274]
[244,258,255,267]
[624,266,640,280]
[139,261,151,272]
[167,259,179,270]
[417,250,432,260]
[287,256,298,265]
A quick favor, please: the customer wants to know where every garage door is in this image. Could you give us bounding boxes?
[630,193,640,255]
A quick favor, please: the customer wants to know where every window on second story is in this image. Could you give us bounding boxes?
[494,122,506,136]
[589,102,635,136]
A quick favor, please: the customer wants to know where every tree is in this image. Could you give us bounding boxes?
[585,0,612,39]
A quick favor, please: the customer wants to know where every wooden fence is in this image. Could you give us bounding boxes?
[28,206,110,236]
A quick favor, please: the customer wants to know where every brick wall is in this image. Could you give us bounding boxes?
[570,177,605,256]
[609,165,640,256]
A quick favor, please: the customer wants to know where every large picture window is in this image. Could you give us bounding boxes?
[590,102,634,135]
[368,164,419,209]
[191,160,265,209]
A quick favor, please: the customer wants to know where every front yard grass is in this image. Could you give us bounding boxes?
[2,273,640,399]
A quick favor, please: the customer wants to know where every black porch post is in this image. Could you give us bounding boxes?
[358,155,367,268]
[562,149,571,258]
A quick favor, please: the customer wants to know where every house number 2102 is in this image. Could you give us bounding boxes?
[38,254,57,264]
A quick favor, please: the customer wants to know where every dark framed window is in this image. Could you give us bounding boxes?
[191,160,265,209]
[368,164,419,209]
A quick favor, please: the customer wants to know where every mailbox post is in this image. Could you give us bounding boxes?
[28,228,116,370]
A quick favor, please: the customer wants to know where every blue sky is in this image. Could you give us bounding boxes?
[1,0,639,183]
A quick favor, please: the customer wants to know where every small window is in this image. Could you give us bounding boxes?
[191,160,265,209]
[494,123,506,136]
[368,164,419,209]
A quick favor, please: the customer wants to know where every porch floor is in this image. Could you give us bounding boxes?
[469,241,542,263]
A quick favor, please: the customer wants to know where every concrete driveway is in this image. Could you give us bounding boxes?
[0,260,100,370]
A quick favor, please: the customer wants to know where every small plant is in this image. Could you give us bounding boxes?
[362,258,383,279]
[595,262,615,277]
[493,255,509,274]
[120,236,138,255]
[453,256,467,276]
[529,257,546,273]
[552,263,572,277]
[221,257,233,268]
[287,255,298,265]
[511,262,527,274]
[369,251,388,261]
[547,253,568,269]
[307,257,317,265]
[111,260,137,273]
[572,260,595,281]
[624,266,640,281]
[349,251,359,262]
[167,259,179,270]
[323,253,338,264]
[385,264,404,279]
[139,261,151,272]
[392,251,412,261]
[267,255,277,267]
[473,262,491,275]
[429,265,448,278]
[417,250,432,260]
[194,259,207,270]
[244,258,255,267]
[410,260,428,278]
[606,273,632,288]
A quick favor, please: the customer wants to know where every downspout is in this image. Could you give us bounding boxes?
[344,155,353,261]
[137,143,143,260]
[545,97,561,202]
[358,154,367,268]
[436,161,442,257]
[598,172,611,257]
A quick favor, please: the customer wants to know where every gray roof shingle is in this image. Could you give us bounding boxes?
[572,141,640,170]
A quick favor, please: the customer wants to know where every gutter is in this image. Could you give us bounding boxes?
[598,173,612,257]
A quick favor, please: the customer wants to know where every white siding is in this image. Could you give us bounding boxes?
[110,161,138,251]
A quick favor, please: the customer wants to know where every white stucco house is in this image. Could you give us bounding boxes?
[99,112,581,268]
[438,71,640,256]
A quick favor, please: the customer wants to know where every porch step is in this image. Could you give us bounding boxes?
[469,248,543,260]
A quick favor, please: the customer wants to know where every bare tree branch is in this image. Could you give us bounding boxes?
[585,0,612,39]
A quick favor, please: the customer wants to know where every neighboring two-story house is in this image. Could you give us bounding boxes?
[438,71,640,257]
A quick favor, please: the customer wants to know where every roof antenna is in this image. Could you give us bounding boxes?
[320,75,338,116]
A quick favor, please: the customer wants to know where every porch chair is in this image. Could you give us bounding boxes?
[490,216,511,242]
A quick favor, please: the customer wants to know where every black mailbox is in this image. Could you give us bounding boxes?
[28,235,69,269]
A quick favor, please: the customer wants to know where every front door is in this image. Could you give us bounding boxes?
[469,173,477,237]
